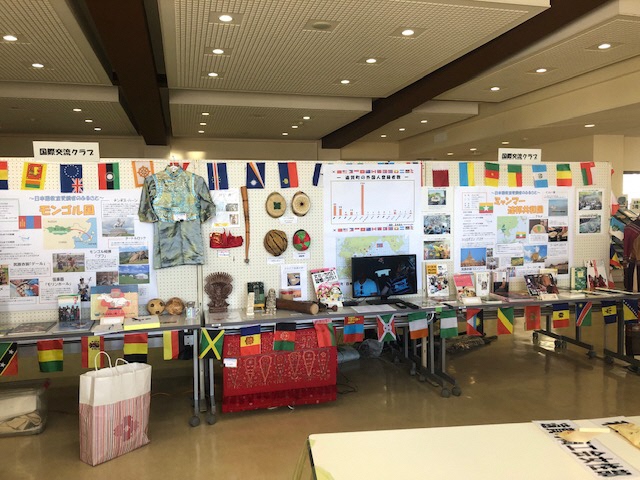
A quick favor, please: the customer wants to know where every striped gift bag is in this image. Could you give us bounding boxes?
[79,353,151,466]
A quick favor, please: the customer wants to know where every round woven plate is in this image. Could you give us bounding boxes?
[291,191,310,216]
[266,192,286,218]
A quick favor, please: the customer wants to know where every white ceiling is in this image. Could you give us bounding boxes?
[0,0,639,157]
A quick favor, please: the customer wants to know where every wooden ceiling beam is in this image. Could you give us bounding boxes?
[81,0,168,145]
[321,0,613,149]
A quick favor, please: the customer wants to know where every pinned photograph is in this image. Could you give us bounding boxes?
[423,214,451,235]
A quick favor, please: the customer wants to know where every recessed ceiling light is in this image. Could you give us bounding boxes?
[94,127,101,131]
[72,108,82,112]
[340,79,350,84]
[380,134,387,138]
[447,152,454,156]
[470,147,477,151]
[490,86,500,91]
[202,112,210,116]
[535,68,548,73]
[3,35,17,42]
[198,130,205,134]
[420,120,428,124]
[219,14,233,22]
[212,48,224,55]
[398,128,406,132]
[84,119,93,123]
[501,141,510,145]
[401,29,415,36]
[207,72,219,77]
[302,116,311,120]
[292,125,299,129]
[282,132,289,136]
[32,63,44,68]
[585,124,595,128]
[598,43,611,50]
[199,122,207,126]
[365,58,377,64]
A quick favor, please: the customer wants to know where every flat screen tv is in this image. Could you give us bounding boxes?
[351,254,418,303]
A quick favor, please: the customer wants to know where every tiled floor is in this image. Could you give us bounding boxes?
[2,319,640,479]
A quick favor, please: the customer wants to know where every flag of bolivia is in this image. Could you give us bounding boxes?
[484,162,499,187]
[98,163,120,190]
[507,164,523,187]
[37,339,63,372]
[556,164,572,186]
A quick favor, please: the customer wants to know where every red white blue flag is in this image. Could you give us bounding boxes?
[60,164,83,193]
[207,162,229,190]
[246,162,265,189]
[278,162,299,188]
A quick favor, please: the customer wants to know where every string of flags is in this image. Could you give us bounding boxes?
[0,159,603,191]
[426,162,602,188]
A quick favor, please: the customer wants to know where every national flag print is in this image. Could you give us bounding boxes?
[440,310,458,339]
[524,305,541,331]
[479,202,493,214]
[0,342,18,376]
[623,299,639,324]
[484,162,500,187]
[601,300,618,325]
[432,167,449,187]
[123,333,148,363]
[497,307,514,335]
[552,303,570,328]
[163,331,182,360]
[207,162,229,190]
[18,215,41,229]
[580,161,595,185]
[508,164,523,187]
[556,163,572,187]
[21,162,46,190]
[199,329,224,360]
[459,162,475,187]
[312,163,323,186]
[98,163,120,190]
[408,311,429,339]
[575,302,593,327]
[466,308,483,336]
[274,323,296,351]
[313,319,336,347]
[377,314,396,342]
[343,316,365,343]
[0,161,8,189]
[610,246,622,269]
[132,160,154,188]
[37,339,63,372]
[532,164,548,188]
[60,164,83,193]
[240,325,261,355]
[278,162,299,188]
[81,336,104,368]
[246,161,265,189]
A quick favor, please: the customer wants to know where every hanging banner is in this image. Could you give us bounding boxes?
[33,141,100,162]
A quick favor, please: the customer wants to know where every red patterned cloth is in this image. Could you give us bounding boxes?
[222,328,337,413]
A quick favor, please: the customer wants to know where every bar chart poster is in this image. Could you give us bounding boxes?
[325,166,420,227]
[322,164,423,290]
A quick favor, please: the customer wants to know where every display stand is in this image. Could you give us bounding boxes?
[533,301,596,358]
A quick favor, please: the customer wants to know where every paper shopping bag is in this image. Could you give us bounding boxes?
[79,355,152,466]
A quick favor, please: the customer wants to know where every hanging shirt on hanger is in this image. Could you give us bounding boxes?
[138,166,215,268]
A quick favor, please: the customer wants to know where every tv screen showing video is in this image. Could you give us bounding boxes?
[351,254,417,299]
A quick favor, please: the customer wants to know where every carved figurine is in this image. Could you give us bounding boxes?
[265,288,277,315]
[204,272,233,313]
[246,292,255,316]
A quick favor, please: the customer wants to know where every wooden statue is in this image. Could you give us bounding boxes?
[204,272,233,313]
[265,288,277,315]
